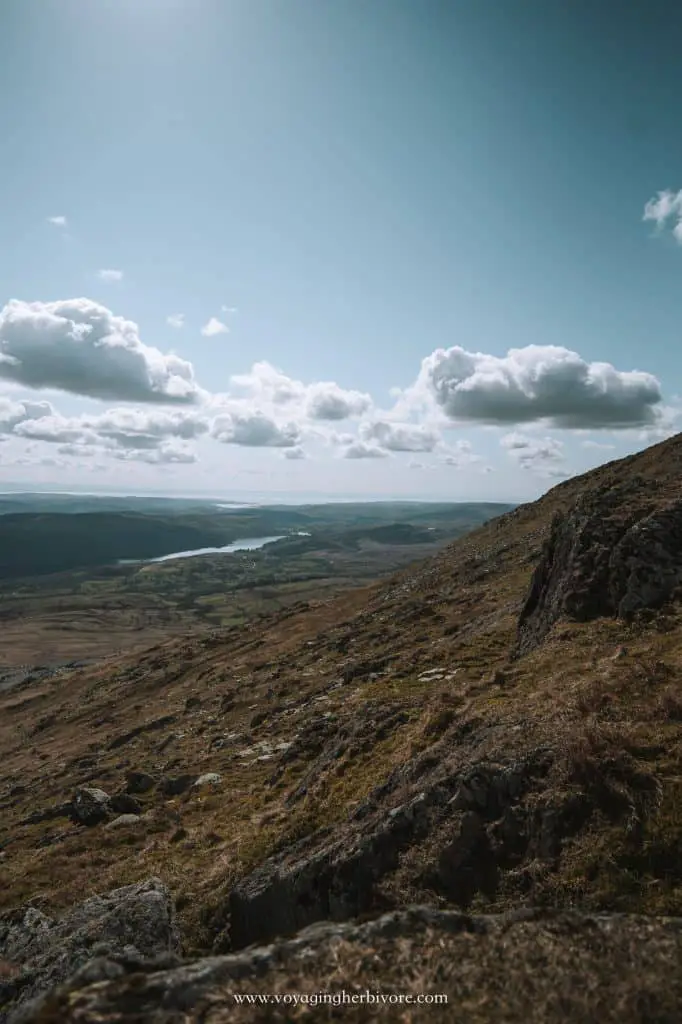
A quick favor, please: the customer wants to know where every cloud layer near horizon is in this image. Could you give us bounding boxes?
[0,296,672,475]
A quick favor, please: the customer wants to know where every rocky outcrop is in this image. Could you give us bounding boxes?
[516,494,682,656]
[9,904,682,1023]
[224,754,568,952]
[0,878,179,1023]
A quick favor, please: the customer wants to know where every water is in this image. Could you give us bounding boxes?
[120,535,285,565]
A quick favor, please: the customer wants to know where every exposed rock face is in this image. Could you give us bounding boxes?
[225,755,562,951]
[9,904,682,1024]
[516,494,682,656]
[0,878,179,1023]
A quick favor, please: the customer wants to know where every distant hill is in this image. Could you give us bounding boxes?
[0,502,514,578]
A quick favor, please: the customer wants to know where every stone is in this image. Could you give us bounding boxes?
[124,771,156,795]
[0,878,179,1022]
[192,773,222,789]
[110,793,142,815]
[104,815,143,830]
[158,775,197,797]
[70,788,111,827]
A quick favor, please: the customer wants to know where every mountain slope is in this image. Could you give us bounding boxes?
[2,433,682,1017]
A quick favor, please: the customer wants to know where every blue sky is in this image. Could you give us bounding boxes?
[1,0,681,501]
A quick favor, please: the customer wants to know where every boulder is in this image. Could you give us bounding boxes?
[70,788,111,827]
[109,793,142,816]
[124,771,156,795]
[0,878,179,1022]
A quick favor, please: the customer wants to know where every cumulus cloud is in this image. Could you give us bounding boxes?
[283,446,306,460]
[14,406,208,452]
[47,215,67,227]
[643,189,682,241]
[166,313,185,329]
[501,432,565,473]
[359,419,440,452]
[342,440,389,459]
[229,361,373,427]
[201,317,229,337]
[221,305,238,315]
[306,383,372,421]
[0,397,54,433]
[0,298,201,403]
[98,269,123,282]
[413,345,662,429]
[211,411,300,448]
[230,362,304,405]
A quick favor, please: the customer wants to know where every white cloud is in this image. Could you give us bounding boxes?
[230,361,373,423]
[0,397,54,434]
[306,382,372,421]
[14,406,208,452]
[166,313,185,329]
[359,419,440,452]
[211,411,300,448]
[201,317,229,337]
[98,269,124,282]
[230,362,305,405]
[221,305,238,315]
[643,189,682,241]
[342,440,389,459]
[501,432,565,473]
[283,446,306,460]
[411,344,662,429]
[0,298,202,403]
[47,215,67,227]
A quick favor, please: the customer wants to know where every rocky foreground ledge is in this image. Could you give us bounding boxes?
[1,879,681,1023]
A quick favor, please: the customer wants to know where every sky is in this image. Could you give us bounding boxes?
[1,0,682,502]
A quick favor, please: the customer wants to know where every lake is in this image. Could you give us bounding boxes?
[120,535,285,565]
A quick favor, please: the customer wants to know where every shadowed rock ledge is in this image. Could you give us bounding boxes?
[4,891,682,1023]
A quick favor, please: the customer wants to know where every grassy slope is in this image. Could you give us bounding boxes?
[1,438,681,960]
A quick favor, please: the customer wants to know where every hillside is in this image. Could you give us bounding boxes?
[2,435,682,1020]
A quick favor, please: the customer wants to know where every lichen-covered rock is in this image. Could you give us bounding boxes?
[0,878,179,1022]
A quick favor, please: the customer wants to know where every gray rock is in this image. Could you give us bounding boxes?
[70,788,110,827]
[192,773,221,789]
[9,907,682,1024]
[0,878,179,1022]
[104,814,143,830]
